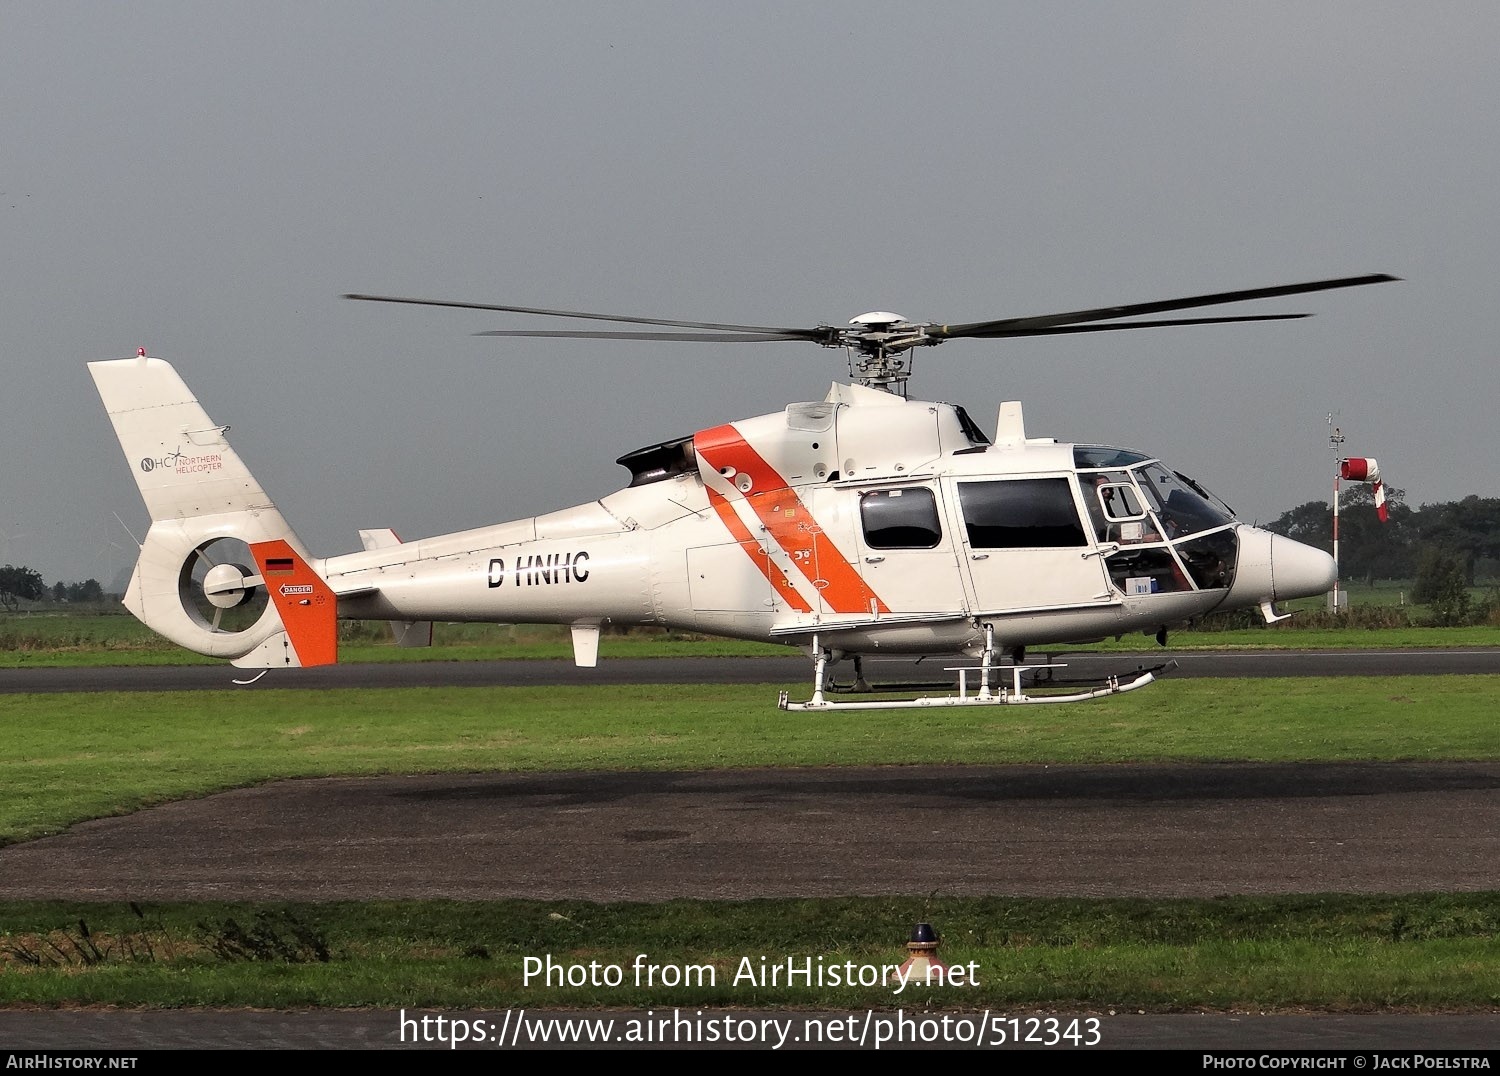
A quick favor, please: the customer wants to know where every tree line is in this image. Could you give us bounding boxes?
[1267,489,1500,625]
[1267,488,1500,584]
[0,565,107,611]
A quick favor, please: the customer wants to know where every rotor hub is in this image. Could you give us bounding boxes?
[203,561,256,609]
[848,311,910,329]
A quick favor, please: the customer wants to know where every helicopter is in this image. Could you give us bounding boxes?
[90,273,1395,708]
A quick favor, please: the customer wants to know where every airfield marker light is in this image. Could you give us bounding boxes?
[894,922,949,987]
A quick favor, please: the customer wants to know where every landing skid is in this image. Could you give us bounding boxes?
[777,629,1165,711]
[778,666,1158,710]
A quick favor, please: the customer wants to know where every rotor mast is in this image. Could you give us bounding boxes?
[839,311,932,397]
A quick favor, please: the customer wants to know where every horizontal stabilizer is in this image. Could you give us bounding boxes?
[358,528,434,648]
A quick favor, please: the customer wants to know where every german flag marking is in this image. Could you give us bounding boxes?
[249,540,338,667]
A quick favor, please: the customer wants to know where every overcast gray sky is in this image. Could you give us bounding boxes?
[3,2,1496,586]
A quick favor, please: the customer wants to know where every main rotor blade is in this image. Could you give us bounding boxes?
[473,329,816,342]
[952,313,1310,339]
[344,293,816,336]
[934,273,1398,339]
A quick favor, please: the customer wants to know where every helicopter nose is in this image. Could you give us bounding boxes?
[1225,527,1336,609]
[1269,533,1337,601]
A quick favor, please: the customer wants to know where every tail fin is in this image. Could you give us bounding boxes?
[89,354,337,668]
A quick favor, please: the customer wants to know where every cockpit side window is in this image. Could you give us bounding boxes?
[958,479,1087,549]
[1096,481,1145,522]
[1078,470,1146,542]
[860,488,943,549]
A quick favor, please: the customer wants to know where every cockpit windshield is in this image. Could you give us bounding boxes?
[1073,446,1240,595]
[1133,463,1235,537]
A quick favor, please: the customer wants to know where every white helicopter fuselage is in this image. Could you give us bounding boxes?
[319,380,1331,661]
[90,356,1334,694]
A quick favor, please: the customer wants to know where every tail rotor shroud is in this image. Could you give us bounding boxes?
[181,537,268,633]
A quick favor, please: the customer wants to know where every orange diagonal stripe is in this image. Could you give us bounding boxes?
[705,486,812,613]
[695,425,887,615]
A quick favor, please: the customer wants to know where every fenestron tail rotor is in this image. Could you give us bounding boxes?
[344,273,1398,396]
[180,537,268,634]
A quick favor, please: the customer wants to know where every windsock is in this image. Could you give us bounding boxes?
[1340,457,1388,522]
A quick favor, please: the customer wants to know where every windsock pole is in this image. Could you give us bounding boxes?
[1329,416,1345,613]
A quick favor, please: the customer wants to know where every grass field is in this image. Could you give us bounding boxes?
[4,895,1499,1010]
[3,612,1499,1012]
[3,610,1500,669]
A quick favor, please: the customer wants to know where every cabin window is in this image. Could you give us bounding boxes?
[958,479,1087,549]
[860,488,943,549]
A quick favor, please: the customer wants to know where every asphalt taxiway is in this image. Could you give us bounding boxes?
[5,646,1500,693]
[1,762,1496,901]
